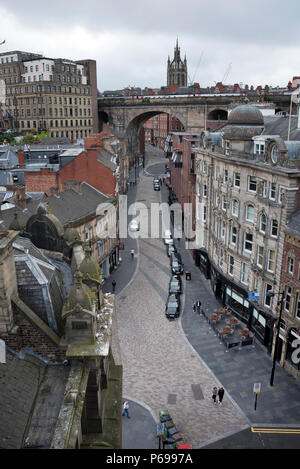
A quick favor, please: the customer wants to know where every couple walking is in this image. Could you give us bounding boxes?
[212,386,225,406]
[192,300,201,314]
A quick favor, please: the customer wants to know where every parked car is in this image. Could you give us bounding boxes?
[167,244,177,257]
[164,229,174,246]
[165,293,180,319]
[129,219,140,232]
[170,255,184,275]
[169,277,182,294]
[153,184,160,191]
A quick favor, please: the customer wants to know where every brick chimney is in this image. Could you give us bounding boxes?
[17,149,25,167]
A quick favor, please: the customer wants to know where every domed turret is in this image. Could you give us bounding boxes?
[228,104,264,126]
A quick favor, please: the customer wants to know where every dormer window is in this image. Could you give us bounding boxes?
[225,140,230,155]
[255,143,265,155]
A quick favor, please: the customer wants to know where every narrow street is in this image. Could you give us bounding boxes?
[112,145,249,448]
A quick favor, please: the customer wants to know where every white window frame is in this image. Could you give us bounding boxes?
[264,284,273,308]
[234,172,240,188]
[267,250,275,273]
[259,213,267,234]
[284,286,292,312]
[257,246,264,268]
[222,195,227,212]
[248,176,257,193]
[244,232,253,253]
[296,293,300,320]
[270,182,276,201]
[271,219,278,238]
[241,263,249,285]
[231,226,237,246]
[288,257,294,275]
[232,199,239,217]
[246,204,255,223]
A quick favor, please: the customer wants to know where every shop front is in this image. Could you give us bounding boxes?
[224,285,251,326]
[250,307,274,352]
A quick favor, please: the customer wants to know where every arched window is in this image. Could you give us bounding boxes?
[246,204,255,222]
[260,213,267,233]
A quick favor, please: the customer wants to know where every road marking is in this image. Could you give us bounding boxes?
[251,427,300,434]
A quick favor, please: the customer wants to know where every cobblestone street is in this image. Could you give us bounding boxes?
[113,146,249,447]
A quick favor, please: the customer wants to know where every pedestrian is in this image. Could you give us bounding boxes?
[218,387,225,406]
[131,249,135,259]
[122,401,130,418]
[196,300,202,314]
[192,301,196,313]
[212,387,218,404]
[112,279,116,293]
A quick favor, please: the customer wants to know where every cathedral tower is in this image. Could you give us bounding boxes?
[167,39,188,87]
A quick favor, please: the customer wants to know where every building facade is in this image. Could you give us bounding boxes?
[0,50,98,139]
[189,104,300,361]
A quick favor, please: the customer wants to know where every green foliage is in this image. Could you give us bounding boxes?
[0,133,17,145]
[36,130,50,141]
[20,134,35,145]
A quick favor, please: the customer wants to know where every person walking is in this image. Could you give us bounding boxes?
[131,249,135,260]
[212,387,218,404]
[196,300,202,314]
[122,401,130,418]
[218,387,225,406]
[112,279,116,293]
[192,301,196,313]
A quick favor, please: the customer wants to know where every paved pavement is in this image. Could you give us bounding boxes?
[111,146,249,448]
[107,144,300,449]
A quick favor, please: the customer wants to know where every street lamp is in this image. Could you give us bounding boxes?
[267,290,285,386]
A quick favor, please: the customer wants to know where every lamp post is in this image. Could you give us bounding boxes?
[267,290,285,386]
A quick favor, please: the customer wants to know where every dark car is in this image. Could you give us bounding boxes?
[165,294,180,319]
[153,178,160,185]
[153,184,161,191]
[169,277,182,294]
[167,244,177,257]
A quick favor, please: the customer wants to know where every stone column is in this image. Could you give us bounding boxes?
[0,231,19,332]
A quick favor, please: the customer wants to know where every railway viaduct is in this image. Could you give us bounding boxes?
[98,94,291,155]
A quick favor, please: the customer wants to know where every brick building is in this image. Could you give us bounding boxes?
[20,130,124,198]
[280,211,300,378]
[0,50,98,138]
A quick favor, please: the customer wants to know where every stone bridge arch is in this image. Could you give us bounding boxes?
[126,108,187,154]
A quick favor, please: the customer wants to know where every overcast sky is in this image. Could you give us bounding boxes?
[0,0,299,92]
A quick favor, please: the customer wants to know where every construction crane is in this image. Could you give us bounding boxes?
[188,51,204,86]
[222,62,232,84]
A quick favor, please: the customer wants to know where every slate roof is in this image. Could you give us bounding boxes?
[286,210,300,237]
[1,182,113,228]
[0,349,69,449]
[97,148,118,171]
[263,116,300,141]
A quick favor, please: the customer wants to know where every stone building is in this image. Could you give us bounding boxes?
[0,225,122,448]
[0,50,98,138]
[167,40,188,88]
[192,103,300,359]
